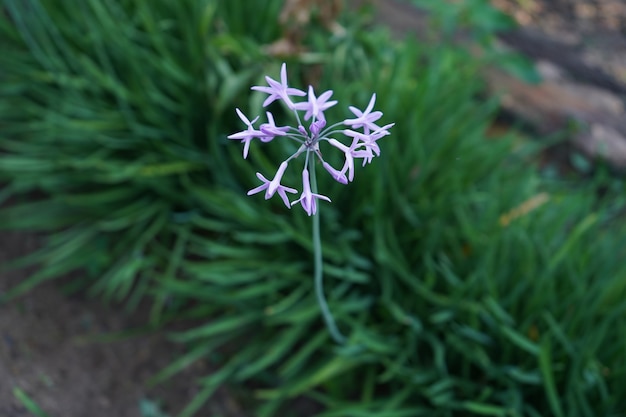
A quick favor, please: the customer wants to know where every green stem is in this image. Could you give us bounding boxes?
[310,158,346,344]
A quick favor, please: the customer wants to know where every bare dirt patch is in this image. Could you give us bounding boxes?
[0,232,245,417]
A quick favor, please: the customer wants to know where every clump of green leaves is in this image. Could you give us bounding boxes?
[2,1,626,417]
[0,0,279,307]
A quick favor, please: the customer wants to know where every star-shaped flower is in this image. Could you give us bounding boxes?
[291,169,331,216]
[259,112,289,142]
[343,122,395,165]
[247,161,297,208]
[227,108,264,159]
[322,161,348,184]
[327,138,358,182]
[343,93,383,130]
[251,63,306,109]
[294,86,338,122]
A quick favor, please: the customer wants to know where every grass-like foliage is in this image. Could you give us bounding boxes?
[2,1,626,416]
[0,0,281,304]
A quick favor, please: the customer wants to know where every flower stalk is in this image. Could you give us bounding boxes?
[310,153,346,344]
[228,63,393,342]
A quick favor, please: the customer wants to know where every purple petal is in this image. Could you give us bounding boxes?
[327,138,350,153]
[251,85,273,94]
[348,106,363,117]
[322,161,348,184]
[286,87,306,96]
[280,62,288,86]
[235,108,250,124]
[262,95,279,107]
[277,187,297,208]
[365,93,376,113]
[312,193,331,202]
[247,183,268,195]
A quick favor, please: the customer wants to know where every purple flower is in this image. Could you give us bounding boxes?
[342,123,395,165]
[356,148,377,165]
[227,108,264,159]
[260,112,289,142]
[291,169,331,216]
[369,122,396,140]
[229,63,393,214]
[322,161,348,184]
[327,138,358,182]
[294,86,338,122]
[343,129,379,158]
[345,122,394,148]
[251,63,306,109]
[344,93,383,130]
[310,119,326,137]
[247,161,297,208]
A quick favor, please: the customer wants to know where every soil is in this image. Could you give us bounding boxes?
[2,1,626,417]
[495,0,626,34]
[0,232,246,417]
[494,0,626,85]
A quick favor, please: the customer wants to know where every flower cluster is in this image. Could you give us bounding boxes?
[228,63,393,216]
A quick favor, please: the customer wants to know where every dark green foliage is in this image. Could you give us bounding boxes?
[1,1,626,417]
[0,0,272,302]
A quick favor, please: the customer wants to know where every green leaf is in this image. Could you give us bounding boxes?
[461,401,508,416]
[171,312,260,343]
[499,325,540,356]
[13,387,52,417]
[539,338,564,417]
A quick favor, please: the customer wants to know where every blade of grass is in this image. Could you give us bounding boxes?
[13,387,52,417]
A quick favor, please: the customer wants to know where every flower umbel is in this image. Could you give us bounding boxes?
[229,63,393,345]
[230,63,394,212]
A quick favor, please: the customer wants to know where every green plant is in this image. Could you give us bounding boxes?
[2,1,626,417]
[161,34,626,415]
[0,0,276,310]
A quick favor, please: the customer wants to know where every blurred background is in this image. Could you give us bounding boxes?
[1,1,626,416]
